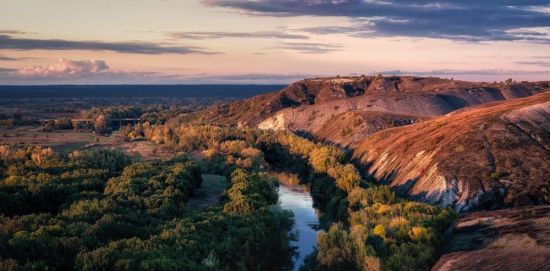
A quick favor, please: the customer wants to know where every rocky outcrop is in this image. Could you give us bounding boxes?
[352,92,550,212]
[432,206,550,271]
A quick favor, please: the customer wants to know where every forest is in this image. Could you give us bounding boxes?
[0,118,456,270]
[0,146,294,270]
[0,93,457,271]
[118,123,456,271]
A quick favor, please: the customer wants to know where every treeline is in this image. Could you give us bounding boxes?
[0,112,39,127]
[0,145,294,270]
[306,185,455,271]
[82,105,201,125]
[37,105,201,133]
[77,105,203,135]
[121,123,456,271]
[121,124,354,222]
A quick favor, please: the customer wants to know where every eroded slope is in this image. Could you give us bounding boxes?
[353,92,550,212]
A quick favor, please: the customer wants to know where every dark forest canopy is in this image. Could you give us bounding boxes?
[0,85,285,99]
[118,123,456,271]
[0,146,294,270]
[0,108,456,271]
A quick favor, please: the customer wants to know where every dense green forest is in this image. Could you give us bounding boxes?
[0,109,456,270]
[117,123,456,271]
[0,146,294,270]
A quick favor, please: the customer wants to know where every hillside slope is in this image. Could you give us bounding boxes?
[352,92,550,212]
[432,206,550,271]
[185,76,549,147]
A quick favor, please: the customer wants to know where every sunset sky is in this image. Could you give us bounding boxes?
[1,0,549,84]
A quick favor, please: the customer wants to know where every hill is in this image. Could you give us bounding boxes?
[187,76,549,146]
[172,76,550,212]
[352,92,550,212]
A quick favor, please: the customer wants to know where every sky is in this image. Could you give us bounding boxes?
[0,0,549,84]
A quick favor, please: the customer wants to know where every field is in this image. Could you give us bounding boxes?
[94,132,180,160]
[0,126,182,160]
[0,127,94,153]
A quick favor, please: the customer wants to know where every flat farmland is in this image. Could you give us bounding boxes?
[0,127,94,153]
[0,127,178,160]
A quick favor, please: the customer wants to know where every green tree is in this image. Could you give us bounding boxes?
[317,223,374,271]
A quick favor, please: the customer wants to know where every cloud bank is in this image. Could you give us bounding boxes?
[204,0,550,42]
[2,59,548,85]
[0,34,215,55]
[0,55,19,61]
[515,61,550,67]
[0,54,45,62]
[0,59,160,84]
[0,58,313,84]
[0,68,17,74]
[167,31,308,40]
[0,30,28,34]
[278,42,342,53]
[18,59,109,77]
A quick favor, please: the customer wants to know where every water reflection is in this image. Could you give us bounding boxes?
[278,185,320,271]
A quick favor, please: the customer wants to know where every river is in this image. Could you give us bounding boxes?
[278,184,320,271]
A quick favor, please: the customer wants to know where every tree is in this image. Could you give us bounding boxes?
[317,223,373,271]
[93,114,111,135]
[53,118,73,130]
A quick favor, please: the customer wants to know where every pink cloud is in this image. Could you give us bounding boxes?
[18,58,109,77]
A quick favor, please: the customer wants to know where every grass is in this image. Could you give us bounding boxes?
[93,132,179,161]
[0,127,94,151]
[0,127,178,160]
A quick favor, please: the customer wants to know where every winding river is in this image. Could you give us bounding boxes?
[277,185,320,271]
